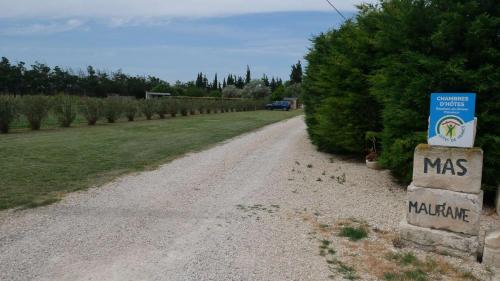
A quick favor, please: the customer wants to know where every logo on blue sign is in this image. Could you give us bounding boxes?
[428,93,476,148]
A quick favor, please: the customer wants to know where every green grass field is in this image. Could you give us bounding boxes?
[0,110,302,210]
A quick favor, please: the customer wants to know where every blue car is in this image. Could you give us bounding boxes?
[265,101,291,111]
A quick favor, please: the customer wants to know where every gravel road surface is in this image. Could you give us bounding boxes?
[1,116,497,281]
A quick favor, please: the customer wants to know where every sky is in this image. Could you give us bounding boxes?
[0,0,377,83]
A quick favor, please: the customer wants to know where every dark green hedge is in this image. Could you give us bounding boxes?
[303,0,499,193]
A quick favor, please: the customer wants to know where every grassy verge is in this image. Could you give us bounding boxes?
[0,110,302,210]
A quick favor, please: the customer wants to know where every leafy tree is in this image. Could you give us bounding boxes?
[271,85,285,101]
[151,83,172,93]
[304,19,382,154]
[241,80,271,99]
[209,89,222,98]
[184,86,205,97]
[284,83,303,98]
[222,85,241,98]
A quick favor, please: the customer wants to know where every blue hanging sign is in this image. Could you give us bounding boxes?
[428,93,476,148]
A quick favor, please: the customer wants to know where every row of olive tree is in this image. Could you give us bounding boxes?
[0,95,264,133]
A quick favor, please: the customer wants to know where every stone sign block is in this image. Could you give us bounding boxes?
[406,184,482,236]
[400,220,479,259]
[413,144,483,194]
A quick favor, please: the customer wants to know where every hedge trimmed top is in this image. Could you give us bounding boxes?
[303,0,499,191]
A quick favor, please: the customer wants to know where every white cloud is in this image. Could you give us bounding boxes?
[0,0,377,19]
[0,19,85,35]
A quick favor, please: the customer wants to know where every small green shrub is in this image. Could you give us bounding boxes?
[141,99,156,120]
[205,100,212,114]
[188,99,196,115]
[0,95,19,133]
[179,101,189,116]
[123,98,138,121]
[103,96,123,123]
[79,97,102,125]
[156,98,169,119]
[166,98,178,117]
[219,100,226,113]
[52,94,78,127]
[21,95,50,130]
[339,226,368,241]
[207,100,217,113]
[193,100,206,114]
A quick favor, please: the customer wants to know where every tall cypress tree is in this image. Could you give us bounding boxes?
[245,65,251,84]
[203,75,208,90]
[196,72,205,88]
[236,76,245,89]
[262,74,270,87]
[290,61,303,84]
[227,74,234,86]
[276,78,283,87]
[270,77,277,92]
[212,73,218,90]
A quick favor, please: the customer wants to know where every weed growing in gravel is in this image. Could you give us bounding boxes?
[461,271,476,279]
[337,262,359,280]
[320,239,330,247]
[339,226,368,241]
[307,164,313,168]
[316,238,358,280]
[383,251,480,281]
[388,252,418,266]
[236,204,280,217]
[384,270,427,281]
[336,173,346,184]
[392,236,404,248]
[307,218,483,280]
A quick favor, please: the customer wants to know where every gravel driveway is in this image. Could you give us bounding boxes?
[0,116,497,280]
